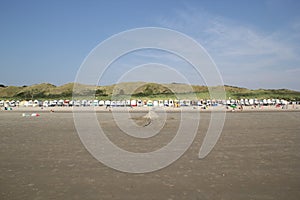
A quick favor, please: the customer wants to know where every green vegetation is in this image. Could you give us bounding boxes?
[0,82,300,101]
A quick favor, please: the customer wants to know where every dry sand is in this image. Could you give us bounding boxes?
[2,104,300,113]
[0,110,300,199]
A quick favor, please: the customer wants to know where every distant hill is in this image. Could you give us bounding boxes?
[0,82,300,100]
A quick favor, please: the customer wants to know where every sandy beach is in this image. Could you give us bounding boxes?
[1,104,300,113]
[1,110,300,200]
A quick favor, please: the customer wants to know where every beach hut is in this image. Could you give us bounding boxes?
[18,100,27,107]
[99,100,105,106]
[51,100,58,106]
[220,100,226,105]
[68,100,74,107]
[4,100,9,107]
[244,99,250,106]
[105,100,111,106]
[248,99,254,105]
[229,99,235,105]
[48,100,53,107]
[137,100,143,107]
[179,100,185,106]
[116,101,122,107]
[168,99,174,107]
[130,100,137,107]
[267,99,272,105]
[263,99,268,105]
[43,100,49,107]
[64,100,70,106]
[226,100,230,105]
[174,99,179,107]
[125,100,131,107]
[143,100,147,106]
[212,99,217,106]
[240,99,245,105]
[73,100,80,106]
[185,100,191,106]
[57,99,64,106]
[147,100,153,107]
[27,100,33,107]
[110,101,116,107]
[164,100,169,107]
[281,99,288,105]
[121,100,126,107]
[197,101,202,106]
[34,100,42,107]
[72,100,78,107]
[93,100,99,106]
[81,100,87,106]
[158,100,164,107]
[9,100,16,107]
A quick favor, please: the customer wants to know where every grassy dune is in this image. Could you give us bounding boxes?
[0,82,300,100]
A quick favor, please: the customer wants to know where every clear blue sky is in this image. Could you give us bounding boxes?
[1,0,299,90]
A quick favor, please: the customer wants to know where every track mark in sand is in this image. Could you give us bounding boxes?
[131,117,152,127]
[131,110,159,127]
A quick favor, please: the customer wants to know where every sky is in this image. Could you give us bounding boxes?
[0,0,299,90]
